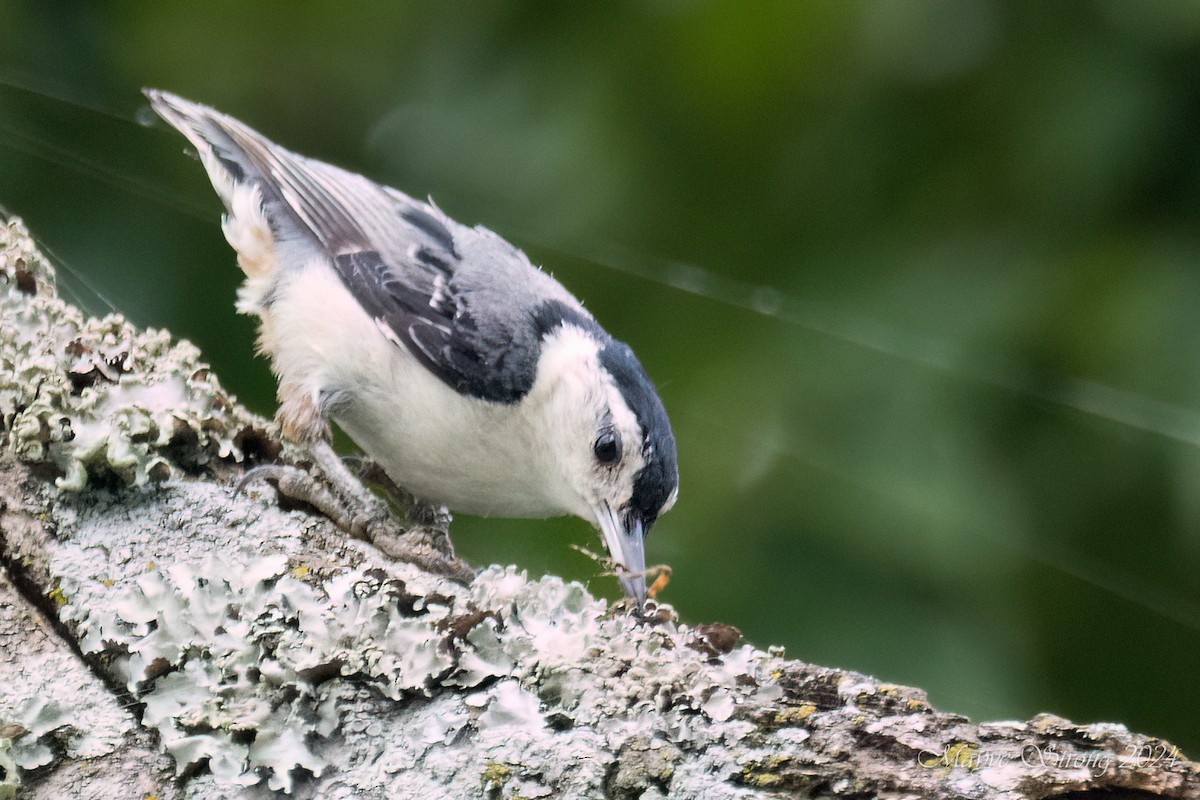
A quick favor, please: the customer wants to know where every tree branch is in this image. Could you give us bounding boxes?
[1,215,1195,799]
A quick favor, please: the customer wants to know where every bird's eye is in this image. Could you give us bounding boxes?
[593,430,622,465]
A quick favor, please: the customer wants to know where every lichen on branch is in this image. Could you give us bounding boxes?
[1,216,1197,798]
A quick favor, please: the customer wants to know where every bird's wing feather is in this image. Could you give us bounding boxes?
[146,89,558,403]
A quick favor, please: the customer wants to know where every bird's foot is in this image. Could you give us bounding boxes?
[238,443,473,585]
[361,524,474,586]
[344,456,457,557]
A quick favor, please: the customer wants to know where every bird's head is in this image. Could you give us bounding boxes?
[535,318,679,605]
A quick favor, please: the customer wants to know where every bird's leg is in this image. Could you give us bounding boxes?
[237,463,352,525]
[307,440,389,520]
[240,447,472,584]
[237,448,389,541]
[239,391,472,582]
[351,457,456,559]
[319,446,468,581]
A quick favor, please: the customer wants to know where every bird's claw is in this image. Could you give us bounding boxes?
[237,464,347,520]
[363,523,475,585]
[351,458,453,531]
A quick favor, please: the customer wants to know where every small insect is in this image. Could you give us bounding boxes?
[570,543,673,602]
[647,565,673,601]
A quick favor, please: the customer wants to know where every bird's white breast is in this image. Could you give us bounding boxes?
[263,259,578,517]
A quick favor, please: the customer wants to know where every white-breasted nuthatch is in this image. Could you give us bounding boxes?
[145,90,678,603]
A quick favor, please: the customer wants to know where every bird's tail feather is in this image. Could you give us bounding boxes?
[144,88,295,303]
[145,88,379,260]
[144,89,266,210]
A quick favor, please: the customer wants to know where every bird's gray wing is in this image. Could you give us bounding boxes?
[147,89,567,403]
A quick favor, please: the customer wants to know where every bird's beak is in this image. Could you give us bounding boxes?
[595,504,647,605]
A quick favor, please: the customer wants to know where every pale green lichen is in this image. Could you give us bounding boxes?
[72,554,464,792]
[0,217,265,490]
[481,761,513,792]
[59,526,791,796]
[0,736,17,800]
[942,741,980,771]
[4,695,122,777]
[31,464,1184,798]
[8,699,65,771]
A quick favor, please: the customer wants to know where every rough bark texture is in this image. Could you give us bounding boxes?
[0,214,1196,799]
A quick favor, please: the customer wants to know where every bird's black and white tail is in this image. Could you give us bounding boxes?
[145,90,276,217]
[144,89,449,313]
[146,88,393,317]
[146,89,307,313]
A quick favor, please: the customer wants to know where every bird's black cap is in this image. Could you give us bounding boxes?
[598,340,678,531]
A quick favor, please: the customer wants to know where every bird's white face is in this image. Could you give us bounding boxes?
[535,324,679,602]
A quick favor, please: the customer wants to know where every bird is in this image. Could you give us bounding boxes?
[144,89,678,604]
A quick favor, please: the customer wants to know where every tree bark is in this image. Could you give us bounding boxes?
[1,215,1195,799]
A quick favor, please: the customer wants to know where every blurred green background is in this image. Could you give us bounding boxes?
[2,1,1198,755]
